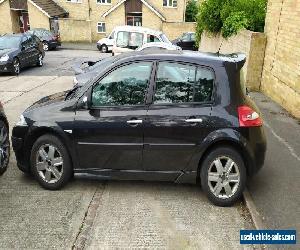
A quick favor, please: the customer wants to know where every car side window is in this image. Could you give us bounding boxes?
[154,62,214,104]
[190,33,195,41]
[147,34,160,43]
[181,33,190,41]
[92,62,152,107]
[21,37,29,49]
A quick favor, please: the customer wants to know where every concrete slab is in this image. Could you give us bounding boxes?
[82,181,254,250]
[0,91,23,104]
[0,76,57,92]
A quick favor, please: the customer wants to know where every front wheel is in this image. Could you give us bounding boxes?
[100,44,108,53]
[36,53,43,67]
[12,58,20,75]
[0,120,10,175]
[30,134,72,190]
[43,42,49,51]
[200,147,246,207]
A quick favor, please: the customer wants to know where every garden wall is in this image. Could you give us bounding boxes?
[199,30,266,91]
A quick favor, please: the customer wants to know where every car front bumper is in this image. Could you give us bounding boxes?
[0,61,13,73]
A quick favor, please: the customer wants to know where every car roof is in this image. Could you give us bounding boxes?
[113,25,163,36]
[114,50,246,68]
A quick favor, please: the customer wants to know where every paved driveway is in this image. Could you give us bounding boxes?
[0,49,255,249]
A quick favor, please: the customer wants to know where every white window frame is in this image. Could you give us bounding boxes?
[97,22,106,33]
[96,0,112,5]
[163,0,177,8]
[66,0,82,3]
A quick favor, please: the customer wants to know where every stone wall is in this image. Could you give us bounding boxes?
[199,30,266,91]
[28,1,50,30]
[162,22,196,40]
[0,0,13,35]
[260,0,300,118]
[58,18,92,42]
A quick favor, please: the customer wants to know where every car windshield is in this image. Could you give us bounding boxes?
[0,36,21,49]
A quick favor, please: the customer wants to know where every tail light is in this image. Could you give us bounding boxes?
[238,105,263,127]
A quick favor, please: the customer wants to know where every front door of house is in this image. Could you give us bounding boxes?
[125,0,142,26]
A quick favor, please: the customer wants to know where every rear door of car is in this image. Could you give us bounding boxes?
[143,61,215,172]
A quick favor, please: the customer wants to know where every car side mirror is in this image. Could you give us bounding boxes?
[21,46,25,51]
[77,88,92,109]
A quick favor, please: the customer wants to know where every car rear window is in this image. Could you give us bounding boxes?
[116,31,143,49]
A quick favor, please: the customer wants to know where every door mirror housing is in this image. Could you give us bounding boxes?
[77,88,92,109]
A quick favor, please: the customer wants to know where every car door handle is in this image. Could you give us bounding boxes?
[185,118,203,123]
[127,119,143,124]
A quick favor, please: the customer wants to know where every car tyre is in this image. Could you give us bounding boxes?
[36,53,43,67]
[100,44,108,53]
[0,120,10,176]
[43,42,49,51]
[12,58,20,75]
[30,134,72,190]
[200,146,246,207]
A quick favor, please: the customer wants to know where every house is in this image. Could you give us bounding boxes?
[1,0,196,42]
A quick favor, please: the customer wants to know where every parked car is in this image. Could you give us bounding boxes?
[96,30,115,53]
[112,26,171,55]
[0,33,44,75]
[137,42,182,51]
[172,32,197,51]
[0,101,9,176]
[27,28,61,51]
[12,51,266,206]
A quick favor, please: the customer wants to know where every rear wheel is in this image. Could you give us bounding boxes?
[200,147,246,206]
[43,42,49,51]
[101,44,108,53]
[30,134,72,190]
[0,120,10,175]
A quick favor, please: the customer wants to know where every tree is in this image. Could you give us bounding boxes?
[185,0,198,22]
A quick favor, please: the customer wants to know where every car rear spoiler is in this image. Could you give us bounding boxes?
[224,53,246,71]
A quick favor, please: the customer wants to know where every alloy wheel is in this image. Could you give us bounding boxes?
[207,156,240,199]
[0,123,9,171]
[38,54,43,66]
[35,144,64,184]
[13,59,20,75]
[43,42,49,51]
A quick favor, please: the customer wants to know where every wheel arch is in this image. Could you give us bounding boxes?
[195,134,252,184]
[24,126,75,171]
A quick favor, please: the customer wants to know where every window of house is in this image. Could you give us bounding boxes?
[97,0,112,4]
[163,0,177,8]
[92,62,152,106]
[97,22,106,33]
[154,62,214,104]
[66,0,82,3]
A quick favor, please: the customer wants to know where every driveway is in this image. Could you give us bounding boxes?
[0,49,264,249]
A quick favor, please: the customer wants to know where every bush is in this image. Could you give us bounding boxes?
[185,0,198,22]
[195,0,267,44]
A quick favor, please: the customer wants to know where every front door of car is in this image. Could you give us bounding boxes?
[74,61,154,171]
[143,61,215,172]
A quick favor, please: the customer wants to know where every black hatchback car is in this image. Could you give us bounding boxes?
[0,33,44,75]
[0,101,9,175]
[27,29,61,51]
[172,32,197,51]
[12,51,266,206]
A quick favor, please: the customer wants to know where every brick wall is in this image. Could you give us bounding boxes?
[0,0,13,34]
[260,0,300,118]
[58,18,92,42]
[28,1,50,30]
[162,22,196,40]
[199,30,266,91]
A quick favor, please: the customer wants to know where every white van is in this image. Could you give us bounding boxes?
[112,26,171,56]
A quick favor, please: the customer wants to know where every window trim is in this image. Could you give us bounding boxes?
[90,60,155,109]
[150,60,216,106]
[97,22,106,33]
[66,0,82,4]
[96,0,112,5]
[162,0,178,8]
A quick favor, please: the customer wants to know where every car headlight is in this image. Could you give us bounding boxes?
[16,114,27,126]
[0,54,9,62]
